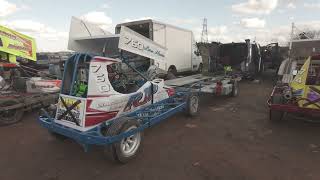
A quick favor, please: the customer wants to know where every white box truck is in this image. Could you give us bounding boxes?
[68,17,203,75]
[115,20,203,74]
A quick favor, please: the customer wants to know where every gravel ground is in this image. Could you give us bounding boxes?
[1,75,320,180]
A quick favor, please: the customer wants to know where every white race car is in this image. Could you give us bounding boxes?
[54,55,176,132]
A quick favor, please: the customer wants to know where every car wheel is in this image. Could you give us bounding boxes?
[0,100,24,126]
[104,117,142,164]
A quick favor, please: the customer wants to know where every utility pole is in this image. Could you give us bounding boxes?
[201,18,209,43]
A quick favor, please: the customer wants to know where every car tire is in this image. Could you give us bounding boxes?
[0,100,24,126]
[269,95,285,122]
[185,93,200,117]
[104,117,142,164]
[168,66,177,76]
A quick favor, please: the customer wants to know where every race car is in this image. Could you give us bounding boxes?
[268,55,320,121]
[53,54,176,132]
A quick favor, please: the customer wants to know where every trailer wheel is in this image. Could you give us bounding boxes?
[230,81,239,97]
[0,100,24,126]
[269,95,284,122]
[185,93,200,116]
[104,117,142,164]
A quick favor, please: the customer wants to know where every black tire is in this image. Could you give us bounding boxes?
[269,95,285,122]
[230,81,239,97]
[49,131,67,141]
[168,66,177,76]
[185,93,200,117]
[0,100,24,126]
[104,117,142,164]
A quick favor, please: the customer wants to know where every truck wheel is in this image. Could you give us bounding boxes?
[269,95,284,122]
[104,117,142,164]
[230,81,239,97]
[0,100,24,126]
[185,93,200,116]
[168,66,177,76]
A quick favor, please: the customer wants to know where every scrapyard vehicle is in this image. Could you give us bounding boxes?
[268,55,320,121]
[38,53,200,163]
[0,62,60,126]
[0,24,61,126]
[218,39,262,79]
[68,17,203,77]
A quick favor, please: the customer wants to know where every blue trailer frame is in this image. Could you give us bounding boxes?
[38,91,189,152]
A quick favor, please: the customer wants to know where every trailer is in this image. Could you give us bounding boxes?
[165,74,240,97]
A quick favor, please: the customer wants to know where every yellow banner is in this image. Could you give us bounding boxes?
[0,25,36,61]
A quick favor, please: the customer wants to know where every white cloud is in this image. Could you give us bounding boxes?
[304,2,320,9]
[80,11,113,30]
[0,0,18,17]
[232,0,278,15]
[3,20,48,33]
[240,18,266,28]
[1,19,68,52]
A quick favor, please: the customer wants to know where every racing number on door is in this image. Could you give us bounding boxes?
[91,64,110,93]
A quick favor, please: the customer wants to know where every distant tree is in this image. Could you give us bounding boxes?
[293,29,320,40]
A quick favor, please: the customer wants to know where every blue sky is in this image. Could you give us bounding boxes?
[1,0,320,51]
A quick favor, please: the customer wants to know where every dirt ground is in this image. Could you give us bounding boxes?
[1,75,320,180]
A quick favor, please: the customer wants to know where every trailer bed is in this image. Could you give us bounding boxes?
[165,74,238,96]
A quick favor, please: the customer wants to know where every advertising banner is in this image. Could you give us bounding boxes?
[0,25,36,61]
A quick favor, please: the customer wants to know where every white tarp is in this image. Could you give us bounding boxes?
[118,26,167,62]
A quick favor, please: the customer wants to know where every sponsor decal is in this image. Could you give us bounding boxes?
[0,25,36,61]
[124,84,158,111]
[56,97,83,126]
[293,89,304,97]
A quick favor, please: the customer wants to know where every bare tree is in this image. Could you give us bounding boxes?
[293,28,320,40]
